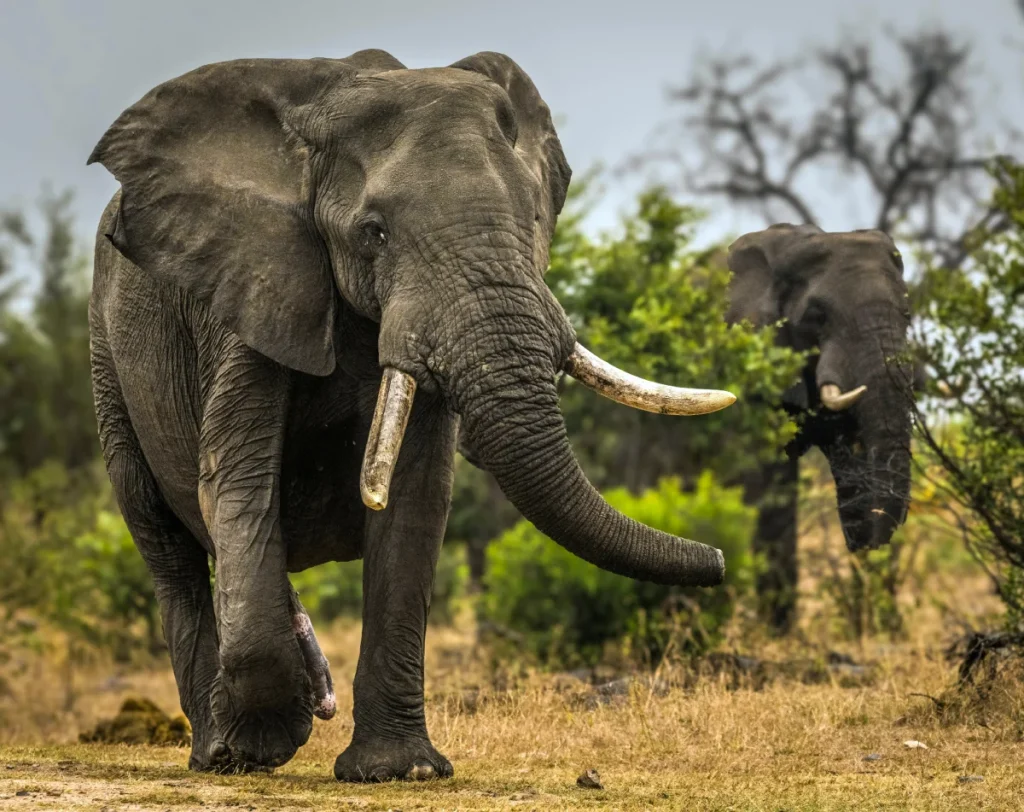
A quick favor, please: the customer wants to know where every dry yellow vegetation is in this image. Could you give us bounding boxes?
[2,583,1023,812]
[1,483,1018,811]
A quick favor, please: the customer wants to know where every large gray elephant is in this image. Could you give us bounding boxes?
[86,49,737,781]
[723,224,916,632]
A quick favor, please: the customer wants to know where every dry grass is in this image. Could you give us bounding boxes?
[1,496,1018,811]
[2,602,1024,811]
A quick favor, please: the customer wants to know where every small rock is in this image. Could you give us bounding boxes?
[903,740,929,749]
[15,791,31,797]
[958,775,984,784]
[862,753,883,762]
[577,768,603,789]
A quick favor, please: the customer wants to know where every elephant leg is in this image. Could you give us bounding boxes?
[289,589,336,720]
[750,455,800,634]
[99,411,222,771]
[199,338,312,770]
[334,396,457,783]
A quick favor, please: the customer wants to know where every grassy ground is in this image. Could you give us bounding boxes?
[1,487,1019,811]
[2,604,1023,812]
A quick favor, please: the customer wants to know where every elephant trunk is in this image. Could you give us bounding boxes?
[827,324,914,552]
[445,315,725,587]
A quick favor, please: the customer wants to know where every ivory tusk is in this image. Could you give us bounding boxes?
[563,342,737,416]
[360,368,417,510]
[819,383,867,411]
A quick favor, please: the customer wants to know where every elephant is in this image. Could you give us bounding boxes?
[86,49,738,781]
[723,224,916,633]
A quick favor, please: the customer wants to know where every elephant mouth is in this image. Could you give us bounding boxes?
[360,342,736,511]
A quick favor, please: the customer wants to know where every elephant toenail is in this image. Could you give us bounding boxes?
[405,762,436,781]
[369,766,393,782]
[209,741,230,763]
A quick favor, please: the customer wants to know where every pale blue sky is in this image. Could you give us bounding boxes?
[1,0,1021,285]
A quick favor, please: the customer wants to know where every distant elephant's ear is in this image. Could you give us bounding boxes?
[88,58,357,376]
[725,223,825,327]
[449,52,572,245]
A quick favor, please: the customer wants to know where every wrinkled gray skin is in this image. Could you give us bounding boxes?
[87,49,724,781]
[725,224,915,632]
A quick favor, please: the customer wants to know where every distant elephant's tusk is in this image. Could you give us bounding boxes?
[360,368,417,510]
[562,342,737,416]
[819,383,867,411]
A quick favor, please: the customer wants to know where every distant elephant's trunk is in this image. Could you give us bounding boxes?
[825,326,914,552]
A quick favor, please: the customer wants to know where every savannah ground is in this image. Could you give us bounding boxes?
[1,540,1021,812]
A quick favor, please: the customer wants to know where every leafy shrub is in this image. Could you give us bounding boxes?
[0,461,163,671]
[288,561,364,623]
[75,510,160,652]
[912,158,1024,624]
[289,542,470,627]
[482,473,757,668]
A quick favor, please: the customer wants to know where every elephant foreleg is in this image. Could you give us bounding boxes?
[334,391,457,783]
[198,336,312,770]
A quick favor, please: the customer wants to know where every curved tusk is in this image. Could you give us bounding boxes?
[819,383,867,411]
[562,342,737,416]
[360,368,417,511]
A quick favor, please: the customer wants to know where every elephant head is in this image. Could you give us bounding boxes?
[726,223,914,552]
[88,50,735,587]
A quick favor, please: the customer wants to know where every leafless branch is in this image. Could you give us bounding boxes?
[628,27,1014,269]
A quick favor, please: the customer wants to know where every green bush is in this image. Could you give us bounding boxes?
[75,510,160,652]
[482,473,757,668]
[0,461,163,660]
[289,542,470,627]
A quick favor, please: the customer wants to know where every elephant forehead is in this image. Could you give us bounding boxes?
[339,69,505,119]
[787,232,902,278]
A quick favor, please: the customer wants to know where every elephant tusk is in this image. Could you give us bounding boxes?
[562,342,737,416]
[360,368,417,510]
[819,383,867,411]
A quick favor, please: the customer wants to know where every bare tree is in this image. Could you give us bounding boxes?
[627,27,1015,270]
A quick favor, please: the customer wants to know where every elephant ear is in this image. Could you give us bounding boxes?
[88,58,357,376]
[726,223,826,410]
[449,52,572,244]
[724,223,826,328]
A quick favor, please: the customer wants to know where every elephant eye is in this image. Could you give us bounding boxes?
[364,222,387,244]
[358,219,388,259]
[801,301,827,329]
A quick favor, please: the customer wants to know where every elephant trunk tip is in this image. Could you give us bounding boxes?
[692,545,726,587]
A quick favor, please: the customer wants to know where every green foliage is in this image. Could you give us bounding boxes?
[0,189,97,479]
[913,158,1024,623]
[0,461,157,657]
[482,473,756,668]
[549,183,806,492]
[288,561,364,624]
[75,510,160,650]
[289,543,470,627]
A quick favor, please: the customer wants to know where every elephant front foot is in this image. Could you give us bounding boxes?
[188,739,275,775]
[333,736,453,783]
[208,654,314,771]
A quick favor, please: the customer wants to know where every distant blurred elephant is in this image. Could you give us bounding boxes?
[86,49,736,781]
[724,224,918,632]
